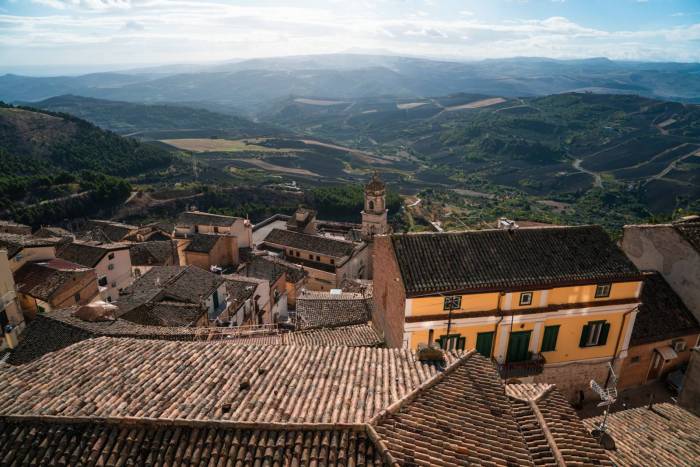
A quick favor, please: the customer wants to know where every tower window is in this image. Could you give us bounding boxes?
[369,200,375,210]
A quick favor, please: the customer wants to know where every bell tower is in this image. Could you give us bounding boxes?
[361,173,390,239]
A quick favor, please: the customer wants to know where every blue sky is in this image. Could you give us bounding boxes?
[1,0,699,73]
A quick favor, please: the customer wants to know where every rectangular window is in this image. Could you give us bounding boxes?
[428,329,434,345]
[476,332,494,358]
[579,320,610,347]
[108,253,115,260]
[295,252,300,257]
[443,295,462,311]
[316,255,321,261]
[519,292,533,306]
[288,249,293,255]
[540,325,560,352]
[74,293,81,303]
[595,284,611,298]
[438,334,465,351]
[107,263,115,271]
[330,259,335,265]
[0,309,8,327]
[214,226,219,233]
[309,254,313,260]
[98,276,108,287]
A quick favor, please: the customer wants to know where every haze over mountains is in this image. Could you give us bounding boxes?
[3,54,700,113]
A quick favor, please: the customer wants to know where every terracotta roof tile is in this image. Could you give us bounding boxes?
[584,403,700,466]
[13,261,93,301]
[0,338,455,424]
[391,226,641,296]
[0,418,385,466]
[184,233,222,253]
[632,272,700,345]
[264,228,357,258]
[177,211,242,227]
[129,240,179,266]
[57,241,130,267]
[296,291,373,329]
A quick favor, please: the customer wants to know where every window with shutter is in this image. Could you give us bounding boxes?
[438,334,465,351]
[580,321,609,347]
[541,325,559,352]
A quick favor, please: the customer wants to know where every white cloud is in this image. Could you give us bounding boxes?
[2,2,700,67]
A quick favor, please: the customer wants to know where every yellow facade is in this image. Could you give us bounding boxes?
[404,280,641,365]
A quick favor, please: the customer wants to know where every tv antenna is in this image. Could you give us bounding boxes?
[589,362,618,449]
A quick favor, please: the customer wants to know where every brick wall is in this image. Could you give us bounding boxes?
[372,235,406,348]
[532,359,612,403]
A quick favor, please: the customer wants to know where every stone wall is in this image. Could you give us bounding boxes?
[679,347,700,416]
[621,225,700,321]
[531,359,613,403]
[371,235,406,348]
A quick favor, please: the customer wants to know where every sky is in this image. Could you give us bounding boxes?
[1,0,700,74]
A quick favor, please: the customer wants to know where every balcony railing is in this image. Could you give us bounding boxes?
[496,353,546,379]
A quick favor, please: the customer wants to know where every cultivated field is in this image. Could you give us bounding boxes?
[160,138,287,153]
[445,97,507,111]
[294,98,348,106]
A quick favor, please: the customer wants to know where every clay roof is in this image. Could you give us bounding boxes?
[129,240,178,267]
[225,278,258,308]
[370,354,610,466]
[13,261,92,301]
[86,219,138,242]
[184,233,222,253]
[177,211,241,227]
[33,226,72,238]
[57,241,130,267]
[506,384,612,466]
[296,291,372,330]
[7,310,385,364]
[632,272,700,345]
[390,226,642,296]
[264,228,357,258]
[0,418,385,466]
[0,338,458,424]
[583,403,700,466]
[0,418,384,466]
[0,233,57,259]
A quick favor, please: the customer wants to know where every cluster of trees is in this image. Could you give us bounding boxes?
[306,184,401,222]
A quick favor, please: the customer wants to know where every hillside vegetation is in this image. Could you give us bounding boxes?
[0,102,174,226]
[32,95,278,139]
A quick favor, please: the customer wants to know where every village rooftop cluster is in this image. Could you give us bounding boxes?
[1,174,699,465]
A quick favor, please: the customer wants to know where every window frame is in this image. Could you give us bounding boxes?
[580,320,610,347]
[74,292,81,303]
[595,283,611,298]
[443,295,462,311]
[438,333,466,351]
[107,253,115,260]
[98,276,108,287]
[540,325,560,352]
[519,292,533,306]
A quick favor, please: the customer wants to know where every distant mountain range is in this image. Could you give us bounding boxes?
[2,54,700,112]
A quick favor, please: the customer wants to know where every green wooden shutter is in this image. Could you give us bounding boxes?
[458,337,466,351]
[476,332,494,358]
[541,326,559,352]
[598,322,611,346]
[579,324,590,347]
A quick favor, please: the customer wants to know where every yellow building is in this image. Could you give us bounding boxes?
[373,225,643,399]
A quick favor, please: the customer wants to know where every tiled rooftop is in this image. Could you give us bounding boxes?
[13,260,92,301]
[0,338,456,424]
[632,272,700,345]
[57,241,130,267]
[264,228,357,258]
[390,225,642,296]
[129,240,179,266]
[0,232,57,258]
[184,233,222,253]
[584,403,700,467]
[296,291,373,330]
[85,219,138,242]
[0,419,385,466]
[7,310,384,365]
[177,211,241,227]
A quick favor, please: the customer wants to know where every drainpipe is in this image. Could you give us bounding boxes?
[605,306,638,387]
[491,292,505,359]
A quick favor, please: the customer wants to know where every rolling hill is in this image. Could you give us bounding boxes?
[0,102,175,225]
[31,95,279,139]
[266,92,700,217]
[2,55,700,112]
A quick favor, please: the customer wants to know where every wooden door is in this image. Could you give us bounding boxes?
[507,331,532,363]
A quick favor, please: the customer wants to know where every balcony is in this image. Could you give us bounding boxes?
[496,353,546,379]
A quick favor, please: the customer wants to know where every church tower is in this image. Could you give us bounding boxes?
[361,173,390,239]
